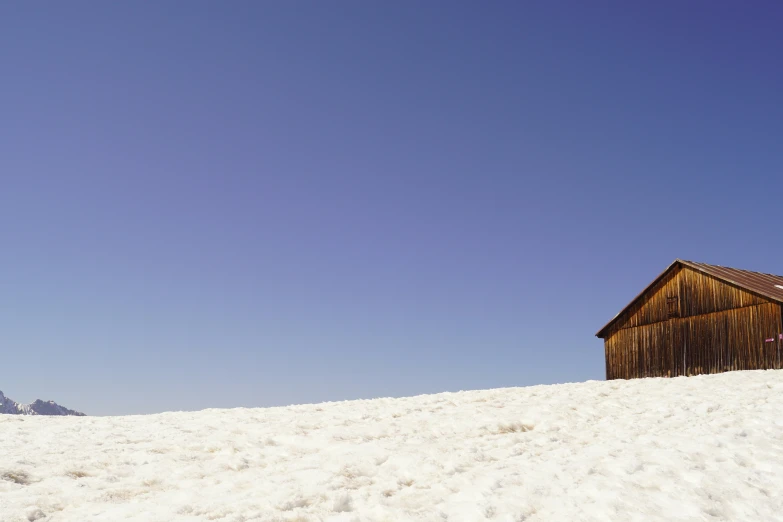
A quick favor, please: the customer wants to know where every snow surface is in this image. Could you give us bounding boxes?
[2,371,783,522]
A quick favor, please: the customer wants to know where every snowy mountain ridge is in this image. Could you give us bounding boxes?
[0,390,85,416]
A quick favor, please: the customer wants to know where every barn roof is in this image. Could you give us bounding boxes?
[596,259,783,338]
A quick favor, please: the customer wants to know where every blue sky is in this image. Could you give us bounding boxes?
[2,2,782,415]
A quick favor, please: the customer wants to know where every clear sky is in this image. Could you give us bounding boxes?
[2,2,782,415]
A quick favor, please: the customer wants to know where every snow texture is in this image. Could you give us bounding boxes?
[2,371,783,521]
[0,390,85,416]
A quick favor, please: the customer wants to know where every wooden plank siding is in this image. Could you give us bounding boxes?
[603,265,783,380]
[604,266,769,336]
[605,303,782,379]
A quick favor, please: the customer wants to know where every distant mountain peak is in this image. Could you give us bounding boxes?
[0,390,85,416]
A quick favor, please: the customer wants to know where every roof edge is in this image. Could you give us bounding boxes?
[595,259,683,339]
[678,259,783,307]
[596,259,783,339]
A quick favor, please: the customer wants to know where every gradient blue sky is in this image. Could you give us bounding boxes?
[2,2,782,415]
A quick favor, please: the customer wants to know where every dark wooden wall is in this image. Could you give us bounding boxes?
[603,266,783,379]
[607,267,769,333]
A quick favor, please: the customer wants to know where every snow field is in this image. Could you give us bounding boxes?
[2,370,783,521]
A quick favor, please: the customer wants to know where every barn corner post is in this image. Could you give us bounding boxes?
[596,260,783,380]
[779,305,783,369]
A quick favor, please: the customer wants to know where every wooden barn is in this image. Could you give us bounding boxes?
[596,259,783,380]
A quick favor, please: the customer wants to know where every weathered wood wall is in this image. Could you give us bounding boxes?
[607,266,768,334]
[603,266,783,379]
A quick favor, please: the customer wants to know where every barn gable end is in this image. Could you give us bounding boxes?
[599,263,772,338]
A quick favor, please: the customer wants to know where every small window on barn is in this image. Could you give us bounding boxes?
[666,295,679,318]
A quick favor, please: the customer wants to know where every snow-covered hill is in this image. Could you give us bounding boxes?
[2,371,783,521]
[0,390,84,416]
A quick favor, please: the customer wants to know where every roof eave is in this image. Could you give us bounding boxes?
[595,259,684,339]
[596,259,783,339]
[678,260,783,307]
